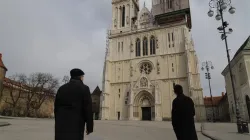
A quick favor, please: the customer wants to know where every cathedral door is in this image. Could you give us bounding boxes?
[117,112,120,120]
[141,107,151,121]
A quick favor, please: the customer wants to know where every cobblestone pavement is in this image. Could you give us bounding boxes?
[0,118,210,140]
[202,123,250,140]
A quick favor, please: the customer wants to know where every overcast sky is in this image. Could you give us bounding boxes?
[0,0,250,96]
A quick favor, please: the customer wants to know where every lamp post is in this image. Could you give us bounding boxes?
[207,0,243,133]
[201,61,215,122]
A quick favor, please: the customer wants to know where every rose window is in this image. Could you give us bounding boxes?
[140,62,152,74]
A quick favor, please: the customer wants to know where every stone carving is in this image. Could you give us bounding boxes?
[150,84,154,90]
[114,19,117,27]
[126,16,130,25]
[140,77,148,87]
[130,43,134,52]
[157,60,160,74]
[141,98,150,107]
[130,64,133,77]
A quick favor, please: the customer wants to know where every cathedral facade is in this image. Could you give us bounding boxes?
[100,0,206,121]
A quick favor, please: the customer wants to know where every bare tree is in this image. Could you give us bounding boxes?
[24,72,59,117]
[62,75,70,84]
[3,74,27,116]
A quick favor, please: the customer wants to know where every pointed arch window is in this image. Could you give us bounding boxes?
[118,42,120,52]
[168,0,173,9]
[122,6,126,27]
[121,42,123,52]
[135,38,141,57]
[143,37,148,56]
[150,36,156,55]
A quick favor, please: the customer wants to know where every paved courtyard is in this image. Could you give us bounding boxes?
[0,118,210,140]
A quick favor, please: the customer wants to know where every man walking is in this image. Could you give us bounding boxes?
[54,68,93,140]
[172,84,198,140]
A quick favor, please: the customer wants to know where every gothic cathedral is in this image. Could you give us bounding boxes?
[100,0,206,121]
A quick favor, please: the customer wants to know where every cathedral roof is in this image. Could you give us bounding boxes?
[233,36,250,59]
[0,53,7,71]
[222,36,250,76]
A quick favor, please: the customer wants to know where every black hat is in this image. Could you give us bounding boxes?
[174,84,183,94]
[70,68,85,77]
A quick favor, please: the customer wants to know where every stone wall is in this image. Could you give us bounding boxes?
[0,85,55,118]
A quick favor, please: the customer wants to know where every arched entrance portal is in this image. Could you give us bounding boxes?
[134,90,155,121]
[246,95,250,120]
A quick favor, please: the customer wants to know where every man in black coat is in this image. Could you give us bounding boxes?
[54,68,93,140]
[172,84,198,140]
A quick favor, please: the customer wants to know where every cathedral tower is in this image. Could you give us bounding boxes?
[111,0,139,32]
[101,0,206,121]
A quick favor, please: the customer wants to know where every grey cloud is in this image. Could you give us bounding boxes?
[0,0,250,94]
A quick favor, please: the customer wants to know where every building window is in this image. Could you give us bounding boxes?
[125,100,128,105]
[172,32,174,41]
[172,32,174,47]
[143,37,148,56]
[121,42,123,52]
[172,63,174,72]
[140,62,153,74]
[246,95,250,118]
[118,42,120,52]
[136,38,141,57]
[127,92,129,96]
[150,36,156,55]
[119,89,120,93]
[168,33,171,48]
[168,0,173,9]
[122,6,125,27]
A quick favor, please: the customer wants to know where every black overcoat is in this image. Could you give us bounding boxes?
[172,94,198,140]
[54,78,93,140]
